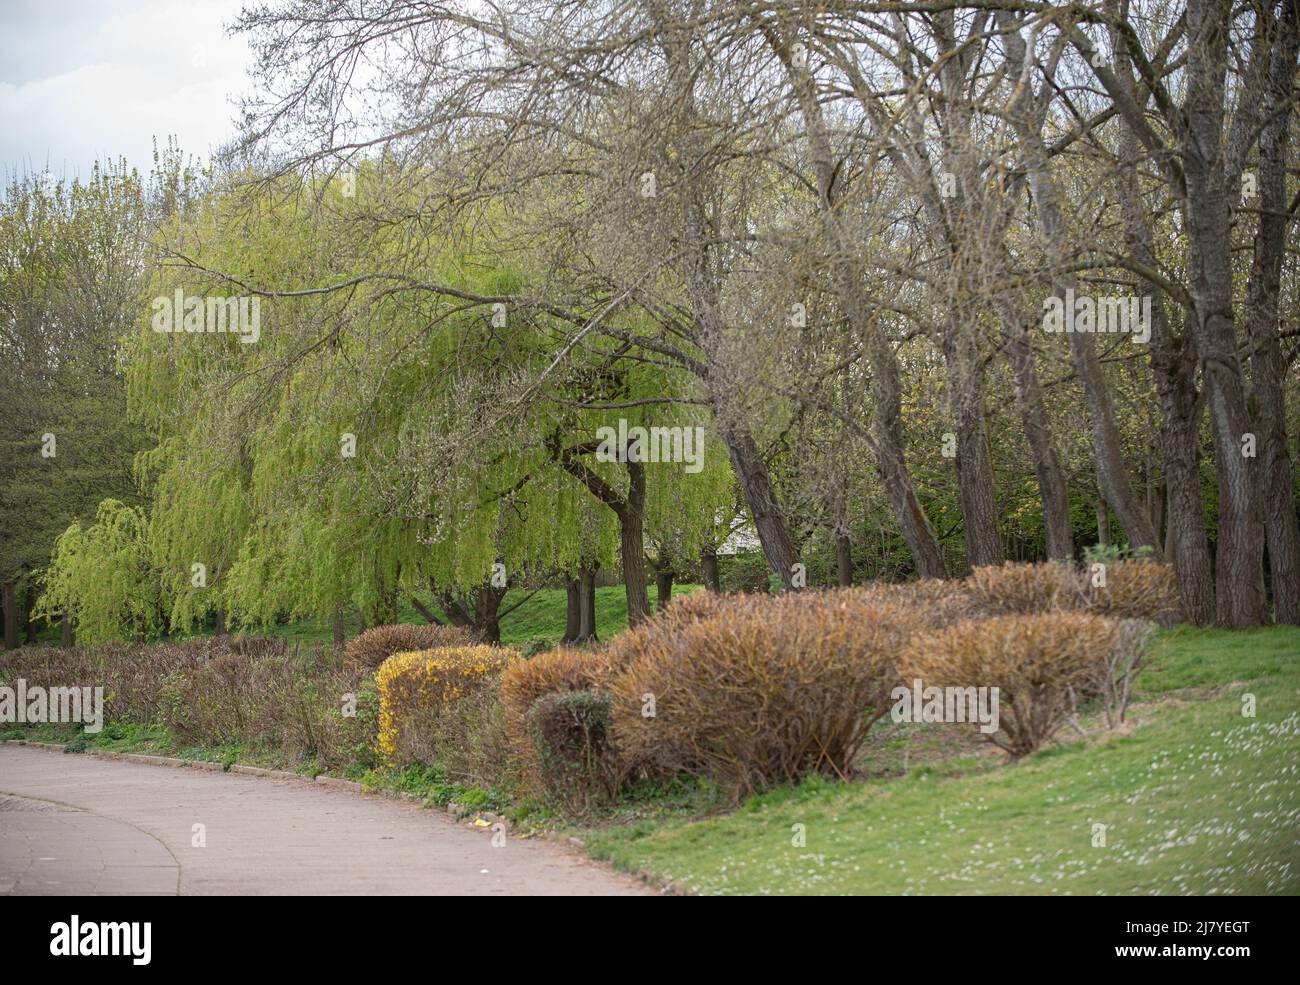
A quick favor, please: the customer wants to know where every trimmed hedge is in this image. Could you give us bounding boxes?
[966,560,1182,625]
[500,646,606,750]
[374,644,516,767]
[526,689,617,809]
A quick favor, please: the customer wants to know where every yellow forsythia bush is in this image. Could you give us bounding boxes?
[375,645,516,765]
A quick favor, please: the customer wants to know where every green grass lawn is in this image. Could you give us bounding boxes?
[582,626,1300,895]
[152,583,701,649]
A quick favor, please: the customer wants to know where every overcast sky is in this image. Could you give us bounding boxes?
[0,0,253,181]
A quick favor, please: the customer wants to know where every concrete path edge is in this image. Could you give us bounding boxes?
[0,738,672,894]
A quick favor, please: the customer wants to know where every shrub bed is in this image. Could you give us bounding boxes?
[500,646,606,749]
[1084,560,1183,625]
[0,636,372,770]
[966,560,1182,625]
[966,561,1082,615]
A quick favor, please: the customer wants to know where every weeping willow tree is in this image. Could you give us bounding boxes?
[35,500,162,645]
[109,157,734,641]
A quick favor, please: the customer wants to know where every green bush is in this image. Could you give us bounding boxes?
[526,689,617,809]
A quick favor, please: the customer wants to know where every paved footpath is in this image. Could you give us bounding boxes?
[0,745,653,896]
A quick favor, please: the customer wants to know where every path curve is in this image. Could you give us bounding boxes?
[0,745,653,896]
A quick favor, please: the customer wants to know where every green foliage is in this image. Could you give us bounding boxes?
[36,500,162,644]
[526,689,617,809]
[1082,542,1157,567]
[0,164,156,598]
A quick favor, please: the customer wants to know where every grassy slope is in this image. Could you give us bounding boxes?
[583,626,1300,895]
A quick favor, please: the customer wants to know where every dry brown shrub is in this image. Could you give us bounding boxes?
[966,562,1084,615]
[600,590,749,680]
[899,612,1120,758]
[856,579,984,629]
[344,622,474,669]
[500,646,606,749]
[609,591,926,799]
[0,636,292,726]
[1086,560,1183,625]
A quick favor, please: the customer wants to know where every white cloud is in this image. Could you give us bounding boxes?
[0,0,252,179]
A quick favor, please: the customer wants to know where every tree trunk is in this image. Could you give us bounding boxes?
[1184,0,1268,626]
[945,318,1004,569]
[867,329,948,578]
[1153,317,1216,625]
[2,582,17,649]
[620,460,651,626]
[333,605,346,646]
[577,567,597,642]
[23,585,37,644]
[61,612,74,648]
[214,609,228,637]
[1245,0,1300,624]
[836,534,854,586]
[409,589,445,625]
[1108,22,1215,624]
[1095,498,1111,547]
[715,419,799,588]
[997,301,1074,559]
[1066,328,1160,551]
[562,578,581,643]
[556,441,651,626]
[660,26,802,592]
[655,570,674,611]
[438,582,506,643]
[700,547,721,592]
